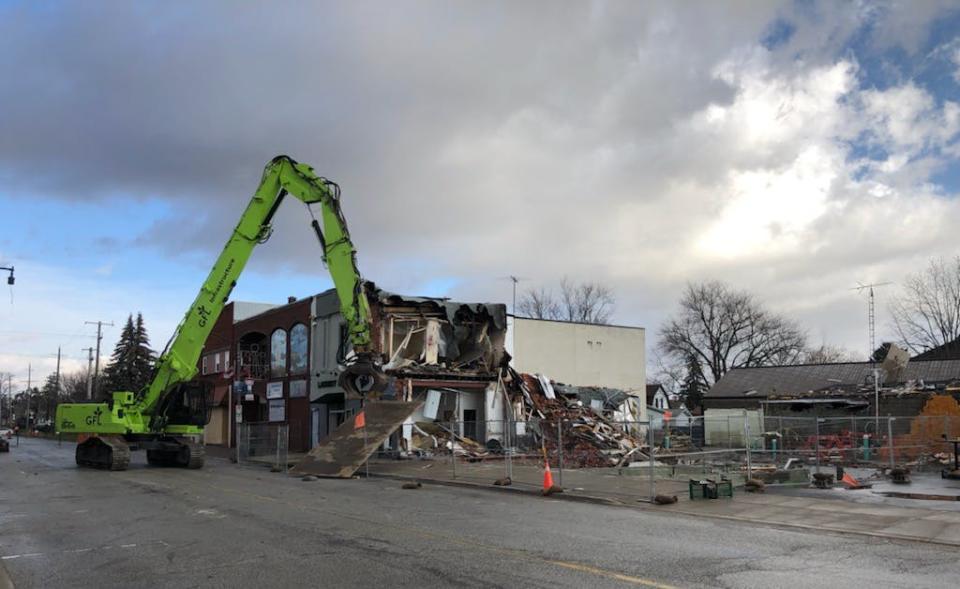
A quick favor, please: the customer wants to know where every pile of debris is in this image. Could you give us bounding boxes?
[409,421,489,460]
[514,372,652,468]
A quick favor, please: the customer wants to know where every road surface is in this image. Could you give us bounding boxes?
[1,437,958,588]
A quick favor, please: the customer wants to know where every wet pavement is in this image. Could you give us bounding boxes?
[5,438,960,588]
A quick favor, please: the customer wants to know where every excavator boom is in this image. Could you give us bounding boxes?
[56,155,383,470]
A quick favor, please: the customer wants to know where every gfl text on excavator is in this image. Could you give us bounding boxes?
[55,156,386,470]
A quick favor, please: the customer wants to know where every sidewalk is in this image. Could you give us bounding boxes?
[660,492,960,546]
[207,445,960,547]
[365,457,960,547]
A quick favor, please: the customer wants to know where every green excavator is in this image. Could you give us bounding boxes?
[56,155,386,470]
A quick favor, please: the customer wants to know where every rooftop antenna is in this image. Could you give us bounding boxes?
[851,281,892,431]
[500,276,528,315]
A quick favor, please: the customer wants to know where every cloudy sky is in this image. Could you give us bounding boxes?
[1,0,960,389]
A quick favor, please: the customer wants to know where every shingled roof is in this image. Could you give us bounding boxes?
[705,359,960,399]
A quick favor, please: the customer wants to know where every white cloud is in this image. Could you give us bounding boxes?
[954,46,960,82]
[1,2,960,382]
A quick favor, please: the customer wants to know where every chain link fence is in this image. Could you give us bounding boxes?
[363,413,960,502]
[755,415,960,475]
[236,422,289,472]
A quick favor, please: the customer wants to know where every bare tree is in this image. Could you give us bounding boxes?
[559,278,615,324]
[517,278,615,324]
[0,371,12,423]
[889,256,960,354]
[517,286,561,320]
[802,344,858,364]
[658,281,807,390]
[60,369,91,402]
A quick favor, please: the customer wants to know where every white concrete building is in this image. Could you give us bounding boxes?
[507,316,646,419]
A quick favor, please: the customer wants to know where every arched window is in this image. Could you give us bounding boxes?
[290,323,308,374]
[271,328,287,377]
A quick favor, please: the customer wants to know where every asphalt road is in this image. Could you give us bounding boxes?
[2,438,959,589]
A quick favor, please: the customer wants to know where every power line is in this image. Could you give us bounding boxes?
[0,330,97,338]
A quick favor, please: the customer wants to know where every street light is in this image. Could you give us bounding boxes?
[0,266,13,285]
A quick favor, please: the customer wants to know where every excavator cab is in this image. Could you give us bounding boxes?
[153,381,211,429]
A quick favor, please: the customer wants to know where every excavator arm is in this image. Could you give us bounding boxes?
[141,155,378,417]
[56,155,383,469]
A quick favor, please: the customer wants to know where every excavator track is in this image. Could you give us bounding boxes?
[179,438,205,469]
[76,436,131,471]
[146,438,204,469]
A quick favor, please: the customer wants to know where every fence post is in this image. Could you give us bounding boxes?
[362,414,370,479]
[557,418,564,488]
[815,418,821,475]
[276,426,281,472]
[744,413,752,479]
[450,419,456,480]
[888,417,895,469]
[647,421,656,501]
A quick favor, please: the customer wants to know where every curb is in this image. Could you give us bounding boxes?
[0,558,14,589]
[659,506,960,548]
[366,472,960,548]
[365,472,642,506]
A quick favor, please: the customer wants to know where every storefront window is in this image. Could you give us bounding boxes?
[290,323,308,374]
[271,328,287,377]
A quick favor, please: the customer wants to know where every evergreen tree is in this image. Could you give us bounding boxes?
[40,373,60,422]
[102,313,156,395]
[132,312,156,392]
[681,356,705,412]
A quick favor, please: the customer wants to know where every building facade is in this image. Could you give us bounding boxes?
[508,316,646,418]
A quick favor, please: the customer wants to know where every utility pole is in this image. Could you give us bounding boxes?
[53,346,61,422]
[26,363,31,431]
[83,347,95,400]
[6,374,11,425]
[85,320,113,399]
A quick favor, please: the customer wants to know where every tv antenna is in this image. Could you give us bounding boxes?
[500,275,529,315]
[851,282,892,360]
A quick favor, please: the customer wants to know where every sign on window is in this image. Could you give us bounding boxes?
[266,381,283,399]
[268,399,285,422]
[289,379,307,398]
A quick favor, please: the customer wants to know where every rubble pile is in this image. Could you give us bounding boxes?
[515,372,651,468]
[408,421,489,460]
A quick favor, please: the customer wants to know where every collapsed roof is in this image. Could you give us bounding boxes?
[366,282,509,379]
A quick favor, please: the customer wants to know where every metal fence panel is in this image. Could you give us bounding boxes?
[237,422,289,472]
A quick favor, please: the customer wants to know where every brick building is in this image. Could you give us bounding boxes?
[197,284,508,453]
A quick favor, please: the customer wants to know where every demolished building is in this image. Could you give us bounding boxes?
[197,282,509,453]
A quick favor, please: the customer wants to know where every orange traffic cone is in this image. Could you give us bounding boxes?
[841,472,860,488]
[543,463,555,491]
